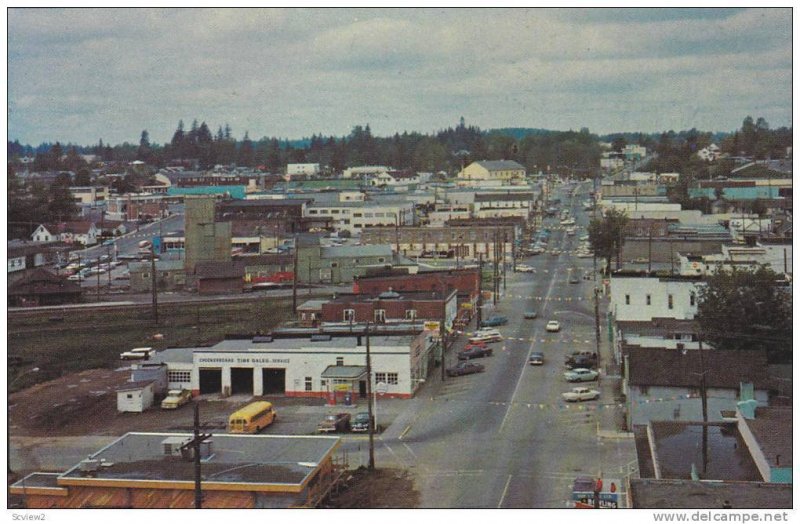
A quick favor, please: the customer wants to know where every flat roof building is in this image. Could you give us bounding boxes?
[11,432,344,508]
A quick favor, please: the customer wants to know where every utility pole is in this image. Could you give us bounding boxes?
[365,321,375,470]
[150,243,158,326]
[492,231,499,305]
[292,234,299,314]
[593,287,601,356]
[180,403,212,509]
[440,295,447,382]
[698,336,709,475]
[647,224,653,273]
[502,233,507,293]
[476,254,483,328]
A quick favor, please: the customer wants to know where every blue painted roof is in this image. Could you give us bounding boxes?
[689,187,782,200]
[167,185,247,199]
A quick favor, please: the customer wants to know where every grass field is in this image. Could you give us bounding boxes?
[8,297,299,392]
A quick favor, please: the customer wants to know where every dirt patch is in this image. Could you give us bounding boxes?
[324,467,419,508]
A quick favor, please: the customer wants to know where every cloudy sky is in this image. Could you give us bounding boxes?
[8,7,792,146]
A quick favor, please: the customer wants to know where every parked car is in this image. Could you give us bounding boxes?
[458,346,493,360]
[446,361,485,377]
[469,333,503,344]
[480,315,508,327]
[566,355,598,370]
[562,387,600,402]
[545,320,561,332]
[528,352,545,365]
[463,340,487,349]
[516,264,534,273]
[119,347,155,360]
[351,412,372,433]
[161,389,192,409]
[524,310,538,319]
[564,368,599,382]
[317,413,351,433]
[569,274,580,284]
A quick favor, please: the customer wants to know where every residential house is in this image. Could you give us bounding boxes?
[32,221,100,247]
[624,347,770,427]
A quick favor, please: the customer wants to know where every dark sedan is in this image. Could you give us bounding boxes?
[480,315,508,327]
[446,361,485,377]
[458,346,494,360]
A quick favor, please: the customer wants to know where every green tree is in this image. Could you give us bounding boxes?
[74,167,92,186]
[611,136,627,152]
[238,132,255,167]
[587,208,628,272]
[47,175,79,222]
[696,266,791,362]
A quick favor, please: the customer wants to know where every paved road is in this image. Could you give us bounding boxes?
[340,179,635,508]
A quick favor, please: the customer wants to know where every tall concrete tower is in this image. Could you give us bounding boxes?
[184,196,231,274]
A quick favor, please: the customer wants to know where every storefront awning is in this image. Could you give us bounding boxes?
[320,365,367,380]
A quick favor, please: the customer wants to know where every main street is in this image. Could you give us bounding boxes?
[342,179,635,508]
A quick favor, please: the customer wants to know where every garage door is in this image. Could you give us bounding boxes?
[262,368,286,395]
[199,368,222,394]
[231,367,254,395]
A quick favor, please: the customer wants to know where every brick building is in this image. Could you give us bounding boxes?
[320,289,457,325]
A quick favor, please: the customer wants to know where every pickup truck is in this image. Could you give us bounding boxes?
[317,413,351,433]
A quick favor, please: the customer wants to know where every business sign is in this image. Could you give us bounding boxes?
[423,321,440,332]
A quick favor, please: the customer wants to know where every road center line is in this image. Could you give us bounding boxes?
[499,253,561,433]
[497,474,513,508]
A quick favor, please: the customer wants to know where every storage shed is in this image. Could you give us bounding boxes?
[116,380,155,413]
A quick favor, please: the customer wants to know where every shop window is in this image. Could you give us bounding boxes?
[374,309,386,323]
[405,309,417,320]
[387,373,398,385]
[343,309,355,322]
[375,372,387,384]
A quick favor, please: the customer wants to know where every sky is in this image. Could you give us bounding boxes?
[7,7,793,146]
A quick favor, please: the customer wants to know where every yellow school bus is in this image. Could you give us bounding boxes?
[228,401,277,433]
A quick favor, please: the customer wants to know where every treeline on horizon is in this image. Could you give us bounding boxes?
[7,116,791,175]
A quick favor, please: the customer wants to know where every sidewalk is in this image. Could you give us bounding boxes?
[596,290,631,439]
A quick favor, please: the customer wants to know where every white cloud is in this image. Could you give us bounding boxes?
[7,7,792,145]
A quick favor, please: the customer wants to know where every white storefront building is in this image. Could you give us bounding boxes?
[151,332,435,402]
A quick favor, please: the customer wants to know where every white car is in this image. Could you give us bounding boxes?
[516,264,534,273]
[562,387,600,402]
[469,329,503,343]
[564,368,599,382]
[545,321,561,332]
